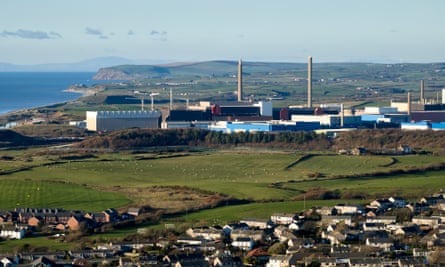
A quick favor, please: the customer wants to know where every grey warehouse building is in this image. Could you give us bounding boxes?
[86,110,162,132]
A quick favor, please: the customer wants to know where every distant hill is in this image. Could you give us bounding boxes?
[93,60,307,80]
[0,57,170,72]
[92,60,445,81]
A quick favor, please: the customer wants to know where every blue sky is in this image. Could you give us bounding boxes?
[1,0,444,64]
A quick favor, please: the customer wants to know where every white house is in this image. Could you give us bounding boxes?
[231,237,255,251]
[334,204,364,215]
[265,254,298,267]
[0,226,25,240]
[270,213,296,225]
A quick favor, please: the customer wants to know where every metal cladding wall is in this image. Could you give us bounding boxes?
[431,123,445,130]
[219,106,260,116]
[167,109,212,121]
[401,121,431,130]
[361,114,385,122]
[271,121,320,131]
[87,110,162,131]
[410,111,445,122]
[225,122,271,132]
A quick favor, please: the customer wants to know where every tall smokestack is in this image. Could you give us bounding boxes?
[420,79,425,104]
[238,59,243,102]
[308,56,312,108]
[169,88,173,110]
[407,92,411,115]
[340,103,344,128]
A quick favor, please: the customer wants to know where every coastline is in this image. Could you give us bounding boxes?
[63,84,105,97]
[0,72,98,117]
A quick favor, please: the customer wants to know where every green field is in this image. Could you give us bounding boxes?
[0,150,444,212]
[0,180,131,211]
[0,148,444,252]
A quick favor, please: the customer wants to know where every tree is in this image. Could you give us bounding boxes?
[267,242,287,255]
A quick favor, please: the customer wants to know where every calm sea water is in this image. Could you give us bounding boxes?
[0,72,97,115]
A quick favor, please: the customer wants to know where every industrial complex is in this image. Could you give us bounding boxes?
[85,57,445,133]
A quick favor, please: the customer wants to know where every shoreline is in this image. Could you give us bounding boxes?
[63,84,105,97]
[0,85,100,118]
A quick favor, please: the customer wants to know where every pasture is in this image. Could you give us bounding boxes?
[0,149,444,213]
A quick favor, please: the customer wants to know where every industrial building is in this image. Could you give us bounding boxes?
[164,101,274,129]
[401,121,445,131]
[86,110,162,132]
[208,120,320,133]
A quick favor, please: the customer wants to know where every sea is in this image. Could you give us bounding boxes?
[0,72,100,115]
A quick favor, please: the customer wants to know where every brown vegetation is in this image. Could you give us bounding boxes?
[106,185,232,214]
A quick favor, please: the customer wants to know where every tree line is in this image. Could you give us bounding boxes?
[73,127,445,153]
[75,128,331,150]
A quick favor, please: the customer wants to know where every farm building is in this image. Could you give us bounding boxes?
[86,110,162,132]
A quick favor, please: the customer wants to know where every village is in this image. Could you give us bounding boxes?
[0,192,444,266]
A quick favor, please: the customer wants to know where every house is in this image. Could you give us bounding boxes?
[369,199,393,211]
[84,212,107,224]
[163,253,208,267]
[366,216,396,225]
[0,225,25,240]
[398,258,426,267]
[177,236,209,246]
[349,257,382,267]
[389,197,407,208]
[210,252,235,267]
[265,254,297,267]
[231,237,254,251]
[321,215,352,226]
[288,237,314,249]
[412,217,440,227]
[30,256,57,267]
[270,213,296,225]
[174,258,209,267]
[19,251,66,262]
[318,257,337,267]
[420,195,444,206]
[17,212,34,224]
[317,207,333,216]
[127,207,141,217]
[363,223,385,231]
[67,216,82,231]
[406,202,431,215]
[72,257,93,267]
[394,225,419,237]
[273,225,296,242]
[186,227,222,241]
[222,223,248,237]
[351,147,367,155]
[322,230,346,245]
[103,208,119,222]
[398,145,412,154]
[245,248,270,266]
[55,211,72,224]
[27,216,43,227]
[69,249,114,259]
[0,257,15,267]
[230,229,264,242]
[366,237,393,252]
[334,204,364,215]
[240,218,269,229]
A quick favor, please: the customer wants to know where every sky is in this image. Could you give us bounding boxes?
[1,0,445,65]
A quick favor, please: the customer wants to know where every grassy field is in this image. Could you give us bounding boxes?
[0,148,444,252]
[0,149,444,212]
[0,180,131,211]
